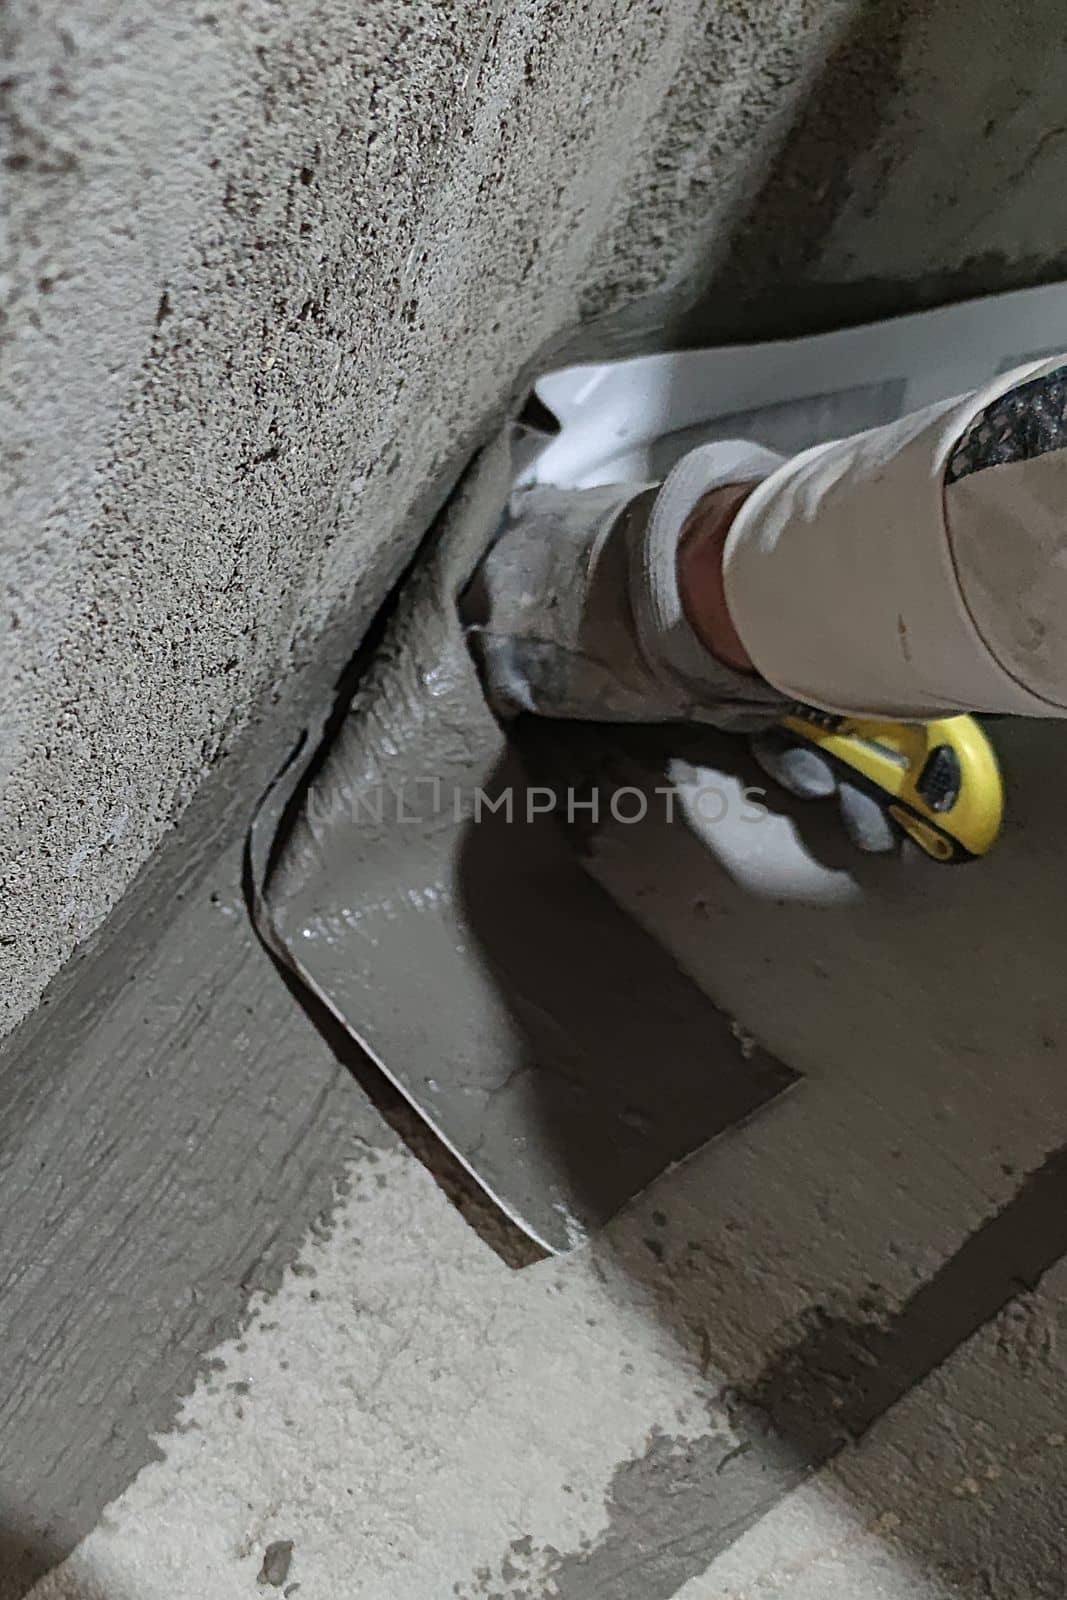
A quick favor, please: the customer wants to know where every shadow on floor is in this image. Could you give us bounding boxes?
[453,707,1067,1597]
[446,708,1067,1597]
[0,1523,108,1600]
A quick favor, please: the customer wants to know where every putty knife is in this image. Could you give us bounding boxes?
[249,434,796,1255]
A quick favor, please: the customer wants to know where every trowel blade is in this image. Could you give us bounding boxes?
[250,435,796,1255]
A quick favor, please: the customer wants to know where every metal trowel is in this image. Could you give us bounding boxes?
[251,283,1067,1255]
[249,432,796,1256]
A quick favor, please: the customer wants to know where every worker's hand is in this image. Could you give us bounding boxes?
[749,728,898,854]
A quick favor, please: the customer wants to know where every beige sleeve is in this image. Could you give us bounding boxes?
[722,357,1067,719]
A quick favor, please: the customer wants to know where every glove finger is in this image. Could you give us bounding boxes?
[837,781,899,854]
[750,732,837,800]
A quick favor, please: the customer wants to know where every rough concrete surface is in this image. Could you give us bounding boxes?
[24,709,1067,1598]
[0,823,390,1596]
[0,0,834,1033]
[4,700,1067,1600]
[6,0,1067,1595]
[8,0,1067,1032]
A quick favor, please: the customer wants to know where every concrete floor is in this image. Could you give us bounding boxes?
[9,1,1067,1591]
[8,714,1067,1598]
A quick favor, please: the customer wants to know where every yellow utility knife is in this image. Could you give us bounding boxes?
[777,707,1004,863]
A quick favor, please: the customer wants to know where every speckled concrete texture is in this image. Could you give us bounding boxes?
[25,891,1067,1600]
[9,0,1067,1036]
[7,4,1067,1594]
[0,0,833,1034]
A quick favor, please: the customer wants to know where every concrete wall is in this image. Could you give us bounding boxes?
[5,0,1067,1036]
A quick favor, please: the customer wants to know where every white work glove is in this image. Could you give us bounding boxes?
[749,727,898,854]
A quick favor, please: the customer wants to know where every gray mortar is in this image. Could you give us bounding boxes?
[6,0,1067,1594]
[255,436,797,1252]
[8,0,1067,1033]
[0,810,393,1597]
